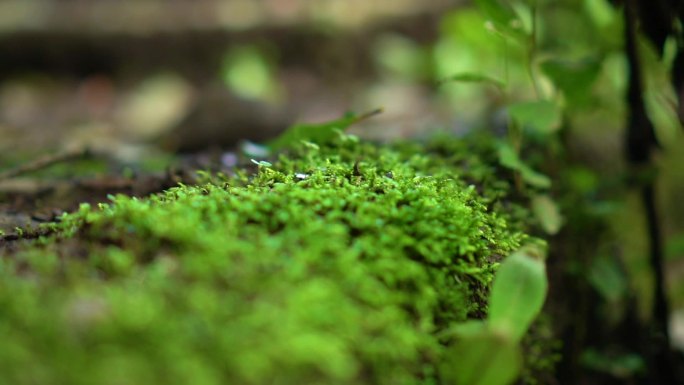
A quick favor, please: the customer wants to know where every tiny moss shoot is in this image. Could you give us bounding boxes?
[0,133,551,385]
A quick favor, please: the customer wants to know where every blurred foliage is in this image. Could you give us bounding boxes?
[221,45,282,103]
[420,0,683,307]
[390,0,683,381]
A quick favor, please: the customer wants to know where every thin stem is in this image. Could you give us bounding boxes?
[527,4,542,99]
[503,36,510,96]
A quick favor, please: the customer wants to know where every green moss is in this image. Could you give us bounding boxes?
[0,133,537,385]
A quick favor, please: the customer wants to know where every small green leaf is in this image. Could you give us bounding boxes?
[497,143,552,188]
[580,349,645,378]
[250,159,272,168]
[267,109,382,151]
[588,256,627,302]
[531,194,564,235]
[508,100,562,135]
[541,58,601,109]
[221,45,279,101]
[475,0,517,26]
[474,0,526,41]
[439,72,506,90]
[645,88,683,145]
[583,0,619,27]
[488,248,548,341]
[440,331,521,385]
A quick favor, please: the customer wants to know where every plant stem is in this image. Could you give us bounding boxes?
[527,4,542,99]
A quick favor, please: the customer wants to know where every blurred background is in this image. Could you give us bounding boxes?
[0,0,458,157]
[1,0,683,381]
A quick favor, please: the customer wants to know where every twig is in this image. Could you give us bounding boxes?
[0,147,91,181]
[0,227,55,245]
[351,108,384,125]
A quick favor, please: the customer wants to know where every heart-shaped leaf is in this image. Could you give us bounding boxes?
[440,331,521,385]
[488,248,548,341]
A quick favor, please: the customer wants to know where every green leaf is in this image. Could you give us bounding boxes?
[221,46,279,101]
[580,349,645,378]
[488,248,548,341]
[440,331,521,385]
[267,109,381,152]
[588,256,627,302]
[541,59,601,109]
[583,0,619,27]
[250,159,273,168]
[508,100,562,135]
[497,143,552,188]
[443,320,488,338]
[474,0,526,41]
[645,88,683,145]
[531,194,564,235]
[440,72,506,90]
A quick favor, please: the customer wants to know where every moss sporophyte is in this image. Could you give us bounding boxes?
[0,133,552,385]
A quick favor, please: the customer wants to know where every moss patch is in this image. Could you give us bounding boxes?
[0,133,534,385]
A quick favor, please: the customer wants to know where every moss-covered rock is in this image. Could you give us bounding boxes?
[0,133,541,385]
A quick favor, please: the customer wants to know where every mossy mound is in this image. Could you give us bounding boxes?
[0,134,531,385]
